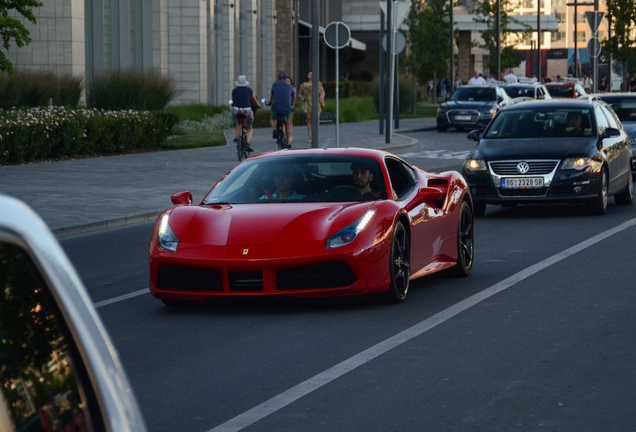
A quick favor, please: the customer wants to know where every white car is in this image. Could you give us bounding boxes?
[0,195,147,431]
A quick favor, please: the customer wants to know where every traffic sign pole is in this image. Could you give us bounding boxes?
[324,22,351,147]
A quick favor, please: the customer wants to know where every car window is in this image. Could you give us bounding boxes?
[203,155,389,204]
[595,106,609,135]
[451,87,496,102]
[385,158,417,200]
[546,85,574,98]
[606,99,636,122]
[505,86,532,98]
[0,241,100,432]
[599,105,620,130]
[485,108,593,138]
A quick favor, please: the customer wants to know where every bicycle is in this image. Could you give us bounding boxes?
[230,101,250,161]
[262,99,290,150]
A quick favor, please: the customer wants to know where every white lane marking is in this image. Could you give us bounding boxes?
[207,217,636,432]
[94,288,148,308]
[397,150,470,160]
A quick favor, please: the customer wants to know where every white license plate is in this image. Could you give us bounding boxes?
[454,115,472,121]
[501,177,544,189]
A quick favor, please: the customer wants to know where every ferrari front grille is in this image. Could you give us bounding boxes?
[228,271,263,292]
[276,261,357,290]
[156,264,223,291]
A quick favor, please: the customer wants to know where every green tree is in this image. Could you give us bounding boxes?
[472,0,532,75]
[603,0,636,80]
[404,0,451,91]
[0,0,44,74]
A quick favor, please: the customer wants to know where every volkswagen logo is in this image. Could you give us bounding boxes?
[516,161,530,174]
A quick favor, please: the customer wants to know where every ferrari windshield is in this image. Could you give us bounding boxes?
[484,108,594,139]
[451,87,497,102]
[203,155,388,204]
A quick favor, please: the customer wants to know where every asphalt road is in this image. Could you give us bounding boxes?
[60,129,636,432]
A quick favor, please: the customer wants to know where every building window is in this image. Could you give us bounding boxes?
[555,12,564,23]
[552,31,565,42]
[576,31,586,42]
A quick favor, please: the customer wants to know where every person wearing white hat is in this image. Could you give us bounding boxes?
[232,75,260,151]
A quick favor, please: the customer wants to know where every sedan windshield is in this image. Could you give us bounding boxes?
[484,108,594,139]
[451,87,496,102]
[546,85,574,98]
[504,86,534,98]
[203,155,388,204]
[605,99,636,123]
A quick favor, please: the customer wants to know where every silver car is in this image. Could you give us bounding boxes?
[0,195,147,431]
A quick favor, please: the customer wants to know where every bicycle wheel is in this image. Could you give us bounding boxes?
[278,133,287,150]
[237,139,244,161]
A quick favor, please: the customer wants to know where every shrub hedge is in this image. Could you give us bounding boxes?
[0,71,83,109]
[0,107,178,165]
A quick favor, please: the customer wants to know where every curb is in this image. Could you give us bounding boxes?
[54,211,162,238]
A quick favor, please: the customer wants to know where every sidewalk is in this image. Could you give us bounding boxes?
[0,118,437,237]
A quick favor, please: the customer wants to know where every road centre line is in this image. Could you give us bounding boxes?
[207,217,636,432]
[94,288,148,308]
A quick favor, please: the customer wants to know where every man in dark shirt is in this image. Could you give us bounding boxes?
[231,75,260,151]
[269,72,296,147]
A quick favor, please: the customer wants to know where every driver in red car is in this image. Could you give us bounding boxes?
[351,162,374,194]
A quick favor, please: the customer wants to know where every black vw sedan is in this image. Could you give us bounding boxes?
[462,98,633,216]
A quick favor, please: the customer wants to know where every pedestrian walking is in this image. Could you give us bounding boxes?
[297,70,325,142]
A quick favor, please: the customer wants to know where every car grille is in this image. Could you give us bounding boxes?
[489,160,559,175]
[277,261,357,290]
[156,264,223,291]
[228,271,263,292]
[447,109,479,124]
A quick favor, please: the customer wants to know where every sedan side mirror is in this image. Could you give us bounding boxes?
[171,191,193,205]
[467,130,481,141]
[601,127,620,139]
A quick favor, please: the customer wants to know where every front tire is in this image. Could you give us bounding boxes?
[444,201,474,277]
[380,221,410,303]
[586,168,608,215]
[614,169,634,205]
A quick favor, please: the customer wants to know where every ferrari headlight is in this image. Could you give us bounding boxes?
[326,210,375,249]
[464,159,487,172]
[158,213,179,252]
[562,157,592,171]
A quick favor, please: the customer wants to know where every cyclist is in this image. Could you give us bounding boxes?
[269,72,296,148]
[231,75,260,151]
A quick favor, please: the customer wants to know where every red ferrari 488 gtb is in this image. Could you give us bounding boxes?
[149,148,475,305]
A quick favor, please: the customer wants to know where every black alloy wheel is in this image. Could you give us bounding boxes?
[586,168,608,215]
[444,201,474,277]
[382,221,410,303]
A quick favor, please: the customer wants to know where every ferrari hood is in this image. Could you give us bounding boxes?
[167,202,376,247]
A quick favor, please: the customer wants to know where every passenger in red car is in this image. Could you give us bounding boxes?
[260,165,305,200]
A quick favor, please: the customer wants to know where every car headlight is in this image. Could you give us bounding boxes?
[437,106,449,116]
[158,213,179,252]
[326,210,375,249]
[464,159,487,172]
[561,157,592,171]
